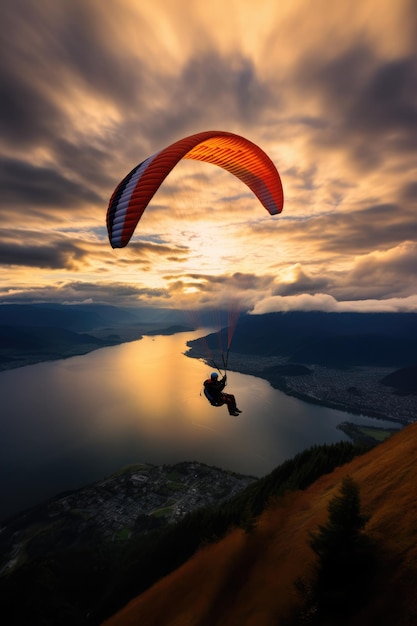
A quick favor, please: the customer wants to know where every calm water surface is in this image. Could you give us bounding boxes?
[0,330,399,519]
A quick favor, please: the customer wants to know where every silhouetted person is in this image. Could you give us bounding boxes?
[203,372,242,416]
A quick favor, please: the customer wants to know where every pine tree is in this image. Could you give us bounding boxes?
[300,476,375,623]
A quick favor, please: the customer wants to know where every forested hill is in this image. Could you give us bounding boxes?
[0,303,187,370]
[190,311,417,368]
[0,303,184,331]
[103,422,417,626]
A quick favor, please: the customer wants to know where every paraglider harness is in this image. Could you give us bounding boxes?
[204,386,226,407]
[202,350,230,407]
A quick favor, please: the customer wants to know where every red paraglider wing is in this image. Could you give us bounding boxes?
[107,130,284,248]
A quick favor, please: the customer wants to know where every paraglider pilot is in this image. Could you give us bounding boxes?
[203,372,242,416]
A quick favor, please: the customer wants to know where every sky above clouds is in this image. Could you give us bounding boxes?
[1,0,417,313]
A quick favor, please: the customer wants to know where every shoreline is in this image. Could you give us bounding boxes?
[0,328,143,373]
[264,377,409,425]
[2,332,414,426]
[186,347,415,426]
[0,324,193,373]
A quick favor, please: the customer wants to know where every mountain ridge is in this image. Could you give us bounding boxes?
[188,311,417,368]
[0,303,187,371]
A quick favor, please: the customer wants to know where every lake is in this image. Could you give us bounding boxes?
[0,329,399,520]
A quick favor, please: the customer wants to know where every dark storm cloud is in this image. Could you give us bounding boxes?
[0,6,69,147]
[0,1,141,147]
[350,58,417,139]
[0,2,119,210]
[0,64,58,148]
[52,138,119,194]
[275,202,417,258]
[0,2,276,215]
[295,44,417,168]
[63,281,169,301]
[271,242,417,303]
[0,1,153,209]
[350,242,417,289]
[0,4,62,148]
[0,157,101,210]
[136,51,275,151]
[0,233,88,269]
[179,53,273,123]
[401,181,417,202]
[319,204,417,254]
[0,280,170,305]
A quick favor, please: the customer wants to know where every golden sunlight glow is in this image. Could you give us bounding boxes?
[182,286,200,294]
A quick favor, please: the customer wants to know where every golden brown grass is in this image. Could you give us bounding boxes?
[104,422,417,626]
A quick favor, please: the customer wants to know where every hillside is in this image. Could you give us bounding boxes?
[104,422,417,626]
[0,442,369,624]
[0,303,187,370]
[187,311,417,368]
[0,325,109,370]
[381,365,417,395]
[0,303,184,331]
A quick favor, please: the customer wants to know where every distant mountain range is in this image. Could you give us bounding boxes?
[0,303,187,370]
[0,303,185,332]
[189,311,417,369]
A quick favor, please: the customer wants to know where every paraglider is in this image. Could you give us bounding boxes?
[107,130,284,248]
[203,372,242,416]
[106,130,284,415]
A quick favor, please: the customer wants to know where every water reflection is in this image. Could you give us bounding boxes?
[0,330,399,519]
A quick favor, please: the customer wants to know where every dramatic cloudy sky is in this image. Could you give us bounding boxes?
[1,0,417,313]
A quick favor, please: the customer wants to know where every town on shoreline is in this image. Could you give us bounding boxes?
[0,461,256,575]
[186,348,415,426]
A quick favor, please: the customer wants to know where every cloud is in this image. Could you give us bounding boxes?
[0,157,101,215]
[251,293,417,314]
[268,242,417,303]
[118,240,189,260]
[250,200,417,271]
[346,241,417,298]
[0,240,88,271]
[295,49,417,161]
[0,280,171,307]
[272,265,330,296]
[164,271,276,310]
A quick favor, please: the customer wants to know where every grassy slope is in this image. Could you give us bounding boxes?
[104,422,417,626]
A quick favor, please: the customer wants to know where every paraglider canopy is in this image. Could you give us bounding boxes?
[107,130,284,249]
[106,130,284,371]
